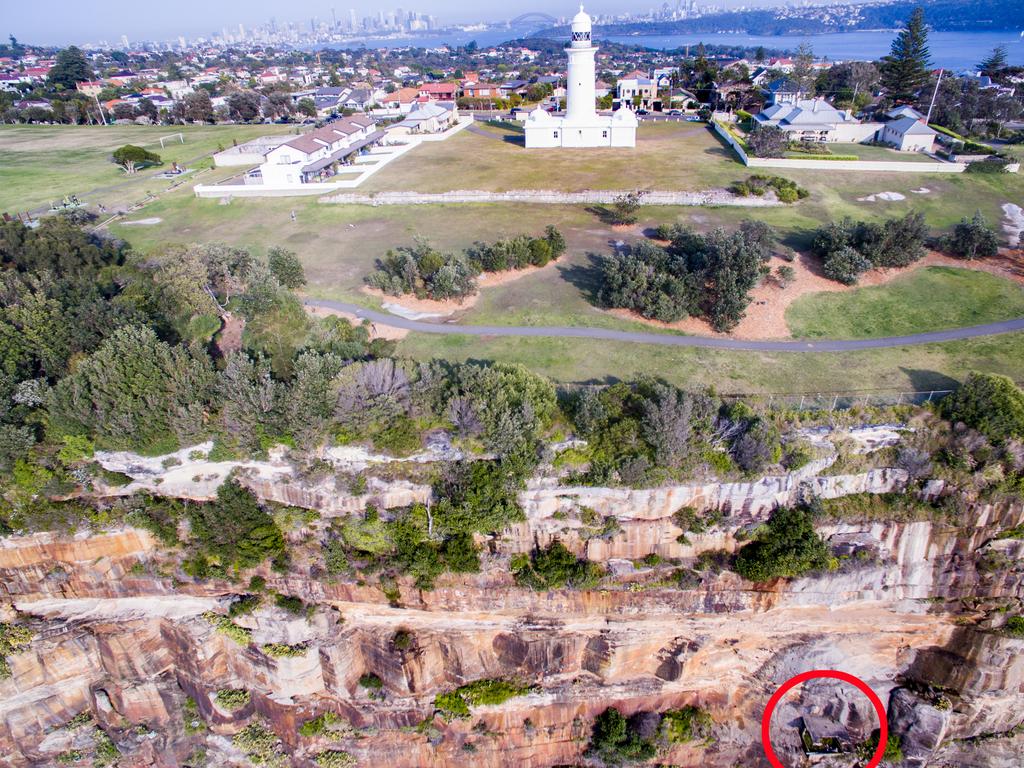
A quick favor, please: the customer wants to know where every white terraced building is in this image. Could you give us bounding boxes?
[258,115,384,186]
[524,6,637,149]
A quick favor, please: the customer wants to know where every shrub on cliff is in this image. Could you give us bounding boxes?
[734,507,831,582]
[214,688,250,711]
[433,679,530,721]
[587,707,657,765]
[942,372,1024,443]
[313,751,356,768]
[511,540,604,591]
[186,481,285,572]
[812,213,928,284]
[0,622,33,678]
[659,705,715,745]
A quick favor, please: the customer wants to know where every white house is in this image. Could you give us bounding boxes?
[878,115,938,152]
[392,101,458,135]
[258,115,382,186]
[754,98,879,143]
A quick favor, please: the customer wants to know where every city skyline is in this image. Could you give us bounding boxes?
[8,0,867,47]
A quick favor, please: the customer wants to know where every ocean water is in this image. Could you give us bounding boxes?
[328,28,1024,70]
[601,30,1024,70]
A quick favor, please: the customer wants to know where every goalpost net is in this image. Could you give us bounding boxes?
[158,132,185,148]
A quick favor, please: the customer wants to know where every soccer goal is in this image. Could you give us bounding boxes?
[158,132,184,148]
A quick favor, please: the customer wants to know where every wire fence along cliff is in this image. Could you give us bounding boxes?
[718,388,955,412]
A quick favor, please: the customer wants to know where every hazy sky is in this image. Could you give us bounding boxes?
[8,0,797,45]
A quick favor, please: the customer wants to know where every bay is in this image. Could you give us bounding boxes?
[326,28,1024,71]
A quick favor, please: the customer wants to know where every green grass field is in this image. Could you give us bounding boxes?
[787,267,1024,339]
[0,124,296,213]
[394,329,1024,394]
[9,121,1024,393]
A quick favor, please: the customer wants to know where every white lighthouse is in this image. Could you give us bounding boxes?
[524,5,637,149]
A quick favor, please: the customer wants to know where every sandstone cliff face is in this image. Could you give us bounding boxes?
[0,433,1020,767]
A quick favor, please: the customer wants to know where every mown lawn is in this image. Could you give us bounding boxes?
[394,329,1024,394]
[0,123,296,213]
[786,267,1024,339]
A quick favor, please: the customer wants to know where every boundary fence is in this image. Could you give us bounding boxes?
[718,389,956,412]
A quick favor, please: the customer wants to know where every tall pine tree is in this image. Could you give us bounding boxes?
[978,45,1008,76]
[880,7,931,104]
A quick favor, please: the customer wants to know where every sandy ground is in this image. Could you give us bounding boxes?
[610,248,1024,341]
[360,262,554,319]
[214,313,245,354]
[305,304,410,341]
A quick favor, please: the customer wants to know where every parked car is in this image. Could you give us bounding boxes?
[636,108,649,116]
[667,109,683,116]
[685,115,703,122]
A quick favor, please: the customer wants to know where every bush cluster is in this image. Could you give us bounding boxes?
[730,174,809,204]
[811,212,928,285]
[733,507,832,582]
[598,220,773,331]
[365,227,565,301]
[510,540,604,590]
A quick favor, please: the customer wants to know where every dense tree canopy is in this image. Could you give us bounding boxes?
[46,47,94,89]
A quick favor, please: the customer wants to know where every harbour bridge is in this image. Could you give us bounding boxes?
[508,12,559,27]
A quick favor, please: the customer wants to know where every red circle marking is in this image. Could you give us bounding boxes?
[761,669,888,768]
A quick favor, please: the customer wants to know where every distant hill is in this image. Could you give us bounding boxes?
[533,0,1023,38]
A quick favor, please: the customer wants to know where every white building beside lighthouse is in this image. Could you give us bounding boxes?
[524,6,637,149]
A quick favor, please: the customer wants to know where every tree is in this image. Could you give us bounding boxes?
[791,44,816,94]
[180,90,214,123]
[978,45,1008,75]
[48,325,215,453]
[746,125,786,158]
[111,145,162,174]
[608,191,643,225]
[880,7,932,103]
[296,97,317,117]
[945,211,999,260]
[47,46,93,89]
[264,91,293,120]
[267,247,306,289]
[227,91,262,122]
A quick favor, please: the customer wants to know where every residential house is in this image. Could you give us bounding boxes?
[595,80,613,98]
[616,74,658,110]
[107,70,139,86]
[343,88,375,111]
[0,73,25,92]
[884,104,925,121]
[878,114,938,152]
[762,78,806,106]
[750,66,772,87]
[378,86,422,113]
[258,115,382,185]
[393,101,459,135]
[499,80,530,98]
[753,98,879,143]
[76,81,104,97]
[463,81,499,99]
[418,81,459,101]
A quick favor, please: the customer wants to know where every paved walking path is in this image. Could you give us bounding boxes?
[303,298,1024,352]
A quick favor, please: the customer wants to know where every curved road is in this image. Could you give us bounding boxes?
[304,299,1024,353]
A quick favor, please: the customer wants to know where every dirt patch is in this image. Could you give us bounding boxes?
[608,249,1024,340]
[305,305,409,340]
[857,191,906,203]
[361,262,555,318]
[214,313,244,356]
